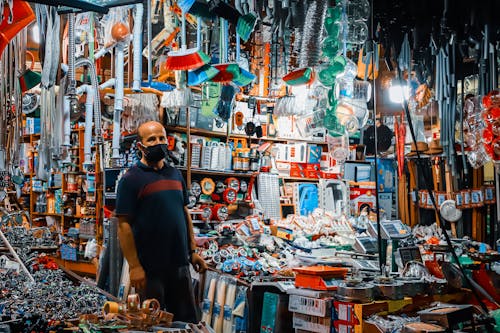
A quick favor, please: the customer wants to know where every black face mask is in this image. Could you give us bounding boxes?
[141,143,168,163]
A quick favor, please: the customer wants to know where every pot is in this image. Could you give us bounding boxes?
[336,279,375,303]
[373,277,404,300]
[395,277,426,297]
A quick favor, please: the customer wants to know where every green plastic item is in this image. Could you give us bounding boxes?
[283,67,314,86]
[319,67,336,86]
[458,255,475,266]
[492,309,500,332]
[324,112,346,136]
[260,292,279,333]
[201,82,221,117]
[237,12,258,42]
[328,6,342,21]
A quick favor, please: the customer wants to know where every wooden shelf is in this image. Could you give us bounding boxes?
[281,176,320,182]
[165,125,327,145]
[32,212,63,217]
[53,257,97,276]
[179,167,255,178]
[64,214,96,219]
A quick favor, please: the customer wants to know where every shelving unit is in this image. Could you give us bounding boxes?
[165,125,328,145]
[21,124,103,273]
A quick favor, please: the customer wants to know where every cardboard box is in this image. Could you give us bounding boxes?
[365,158,395,193]
[293,313,332,333]
[378,193,393,218]
[333,301,359,324]
[289,295,332,317]
[349,186,376,216]
[333,320,356,333]
[290,162,308,178]
[276,161,291,176]
[308,145,323,163]
[290,143,308,163]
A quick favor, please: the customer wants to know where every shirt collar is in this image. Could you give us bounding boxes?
[137,161,169,171]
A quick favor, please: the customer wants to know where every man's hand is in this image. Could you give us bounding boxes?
[190,252,208,273]
[129,265,146,290]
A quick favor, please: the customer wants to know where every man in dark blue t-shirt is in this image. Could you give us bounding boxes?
[115,121,207,323]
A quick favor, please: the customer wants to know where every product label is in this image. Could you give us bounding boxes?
[223,305,232,320]
[213,303,221,317]
[202,299,211,313]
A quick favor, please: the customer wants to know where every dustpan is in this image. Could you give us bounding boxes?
[233,67,255,87]
[0,1,35,58]
[236,12,258,42]
[283,67,315,86]
[19,52,42,92]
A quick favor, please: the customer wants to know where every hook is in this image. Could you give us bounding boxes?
[7,0,13,24]
[0,0,4,24]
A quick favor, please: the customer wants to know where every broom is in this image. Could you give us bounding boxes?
[187,16,219,86]
[165,1,210,71]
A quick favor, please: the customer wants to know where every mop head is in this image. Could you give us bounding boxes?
[237,12,258,42]
[233,67,256,87]
[188,64,220,86]
[177,0,196,13]
[189,0,216,19]
[161,87,193,108]
[165,47,211,71]
[283,67,315,86]
[211,63,240,83]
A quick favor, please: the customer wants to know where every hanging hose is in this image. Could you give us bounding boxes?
[67,13,77,107]
[299,0,328,68]
[112,43,125,164]
[76,85,94,166]
[74,58,102,145]
[132,3,144,91]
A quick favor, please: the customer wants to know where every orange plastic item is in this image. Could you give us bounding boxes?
[293,265,348,277]
[0,1,35,58]
[427,236,441,245]
[294,266,348,291]
[424,253,445,279]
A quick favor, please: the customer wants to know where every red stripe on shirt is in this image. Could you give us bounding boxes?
[138,179,183,198]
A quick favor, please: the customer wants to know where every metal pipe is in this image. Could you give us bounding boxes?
[61,96,71,164]
[112,43,125,165]
[109,217,118,296]
[76,85,94,166]
[67,13,77,107]
[147,0,152,82]
[75,58,102,144]
[132,3,144,91]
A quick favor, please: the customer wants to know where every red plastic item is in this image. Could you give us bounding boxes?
[293,265,348,277]
[424,253,445,279]
[0,1,35,58]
